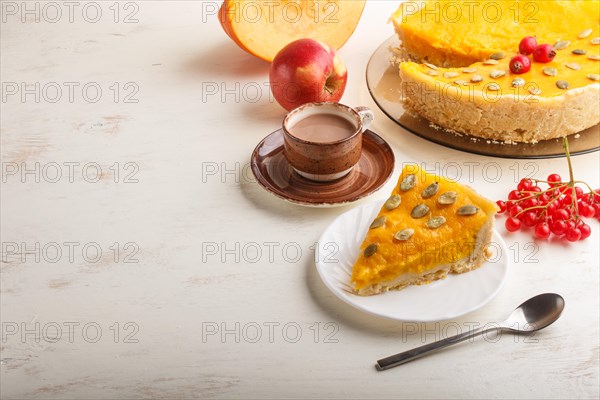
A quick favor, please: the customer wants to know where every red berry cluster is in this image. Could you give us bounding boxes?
[509,36,556,74]
[497,138,598,242]
[497,176,599,242]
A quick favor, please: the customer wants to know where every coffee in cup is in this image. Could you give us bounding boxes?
[282,102,374,182]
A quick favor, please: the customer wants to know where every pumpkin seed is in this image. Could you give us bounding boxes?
[421,182,439,199]
[554,40,571,50]
[444,71,460,79]
[384,194,401,210]
[471,74,483,83]
[528,87,542,95]
[542,67,558,77]
[512,78,525,88]
[364,243,378,257]
[489,70,506,79]
[437,191,458,205]
[369,216,386,229]
[454,79,469,86]
[588,54,600,61]
[565,62,581,70]
[556,80,570,90]
[572,49,587,55]
[587,74,600,81]
[462,67,478,73]
[393,228,414,241]
[578,29,593,39]
[591,38,600,45]
[483,59,499,65]
[457,205,479,216]
[490,52,506,60]
[487,83,501,91]
[424,62,438,70]
[411,204,430,219]
[400,174,416,191]
[426,216,446,229]
[427,70,439,76]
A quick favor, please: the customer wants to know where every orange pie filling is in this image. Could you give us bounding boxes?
[351,165,497,294]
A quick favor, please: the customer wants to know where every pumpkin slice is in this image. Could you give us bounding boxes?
[219,0,366,62]
[351,164,498,296]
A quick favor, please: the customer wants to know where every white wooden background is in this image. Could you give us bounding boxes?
[1,1,599,398]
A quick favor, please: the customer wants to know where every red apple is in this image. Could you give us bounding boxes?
[269,39,348,111]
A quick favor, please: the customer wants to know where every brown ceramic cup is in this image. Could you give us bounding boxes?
[282,102,374,182]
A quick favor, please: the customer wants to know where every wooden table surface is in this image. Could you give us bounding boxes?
[1,1,599,399]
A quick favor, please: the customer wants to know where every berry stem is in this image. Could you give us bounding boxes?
[562,137,581,221]
[564,137,575,184]
[499,135,598,241]
[573,180,596,194]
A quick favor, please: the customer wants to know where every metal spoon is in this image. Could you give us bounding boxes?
[376,293,565,371]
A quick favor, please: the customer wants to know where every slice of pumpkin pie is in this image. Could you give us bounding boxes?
[351,165,498,296]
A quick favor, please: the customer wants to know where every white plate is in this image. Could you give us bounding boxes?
[315,201,509,321]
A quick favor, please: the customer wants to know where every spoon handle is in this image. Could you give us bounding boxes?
[376,326,494,370]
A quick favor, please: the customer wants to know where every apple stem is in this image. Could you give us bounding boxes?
[324,81,334,95]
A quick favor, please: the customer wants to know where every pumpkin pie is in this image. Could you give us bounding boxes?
[351,165,497,296]
[391,0,600,143]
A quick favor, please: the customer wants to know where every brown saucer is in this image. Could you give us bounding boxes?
[251,129,395,207]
